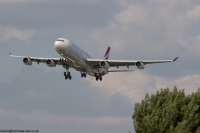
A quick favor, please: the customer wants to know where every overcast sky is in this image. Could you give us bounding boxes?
[1,0,200,133]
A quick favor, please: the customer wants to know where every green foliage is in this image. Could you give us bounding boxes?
[132,87,200,133]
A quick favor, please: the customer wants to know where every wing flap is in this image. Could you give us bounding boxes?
[108,70,134,72]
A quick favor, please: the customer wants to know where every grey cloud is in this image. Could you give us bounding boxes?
[0,66,134,117]
[109,92,134,116]
[0,27,35,43]
[0,0,121,56]
[0,0,120,29]
[89,0,200,79]
[1,0,200,133]
[0,66,135,132]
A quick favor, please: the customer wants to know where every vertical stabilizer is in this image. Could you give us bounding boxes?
[103,46,111,60]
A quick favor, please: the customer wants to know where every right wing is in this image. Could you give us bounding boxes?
[9,52,71,66]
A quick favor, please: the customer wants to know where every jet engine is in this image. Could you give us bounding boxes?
[100,61,109,69]
[46,59,56,67]
[23,57,32,65]
[136,61,145,69]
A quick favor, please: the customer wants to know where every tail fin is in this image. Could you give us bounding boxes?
[103,46,111,60]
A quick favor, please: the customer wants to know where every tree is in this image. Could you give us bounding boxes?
[132,87,200,133]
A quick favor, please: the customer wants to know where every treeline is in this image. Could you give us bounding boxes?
[132,87,200,133]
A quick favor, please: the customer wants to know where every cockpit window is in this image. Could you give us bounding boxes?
[57,39,65,42]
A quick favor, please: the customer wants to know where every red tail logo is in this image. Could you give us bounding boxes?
[103,46,111,60]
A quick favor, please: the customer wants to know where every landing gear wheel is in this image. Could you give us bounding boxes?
[64,68,71,80]
[81,72,87,78]
[100,77,102,81]
[96,77,99,81]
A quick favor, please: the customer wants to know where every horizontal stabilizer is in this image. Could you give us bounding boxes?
[108,70,134,72]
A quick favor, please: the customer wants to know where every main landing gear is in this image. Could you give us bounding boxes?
[64,68,72,80]
[81,71,87,78]
[95,73,102,81]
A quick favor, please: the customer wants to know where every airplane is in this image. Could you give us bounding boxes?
[9,38,178,81]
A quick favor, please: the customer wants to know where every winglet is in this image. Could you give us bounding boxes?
[173,57,179,61]
[9,52,11,55]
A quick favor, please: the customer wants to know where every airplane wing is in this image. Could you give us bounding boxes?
[86,57,178,68]
[9,52,70,66]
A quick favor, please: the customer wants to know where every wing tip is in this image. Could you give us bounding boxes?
[173,57,179,61]
[9,52,11,56]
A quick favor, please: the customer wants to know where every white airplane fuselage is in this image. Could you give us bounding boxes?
[54,38,108,77]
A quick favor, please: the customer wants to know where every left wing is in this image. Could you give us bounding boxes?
[86,57,178,68]
[9,53,70,66]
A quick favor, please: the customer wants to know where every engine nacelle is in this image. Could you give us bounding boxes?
[23,57,32,65]
[46,59,56,67]
[136,61,145,69]
[100,61,110,69]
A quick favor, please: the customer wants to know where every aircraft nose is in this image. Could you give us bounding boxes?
[54,39,71,53]
[54,41,63,51]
